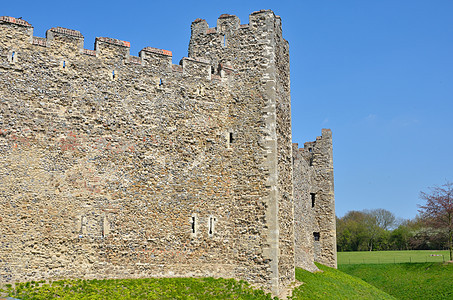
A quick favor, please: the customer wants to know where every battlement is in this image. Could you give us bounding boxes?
[191,9,280,36]
[0,11,284,83]
[300,129,332,152]
[0,16,237,81]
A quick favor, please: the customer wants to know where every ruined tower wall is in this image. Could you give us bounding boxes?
[293,129,337,269]
[189,10,294,294]
[0,11,295,295]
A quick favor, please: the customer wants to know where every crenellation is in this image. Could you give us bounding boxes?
[0,16,32,27]
[128,55,141,65]
[48,27,83,39]
[191,18,208,35]
[206,27,216,34]
[172,64,183,73]
[95,36,130,48]
[216,14,240,34]
[82,48,96,56]
[0,10,336,298]
[32,36,47,47]
[0,16,33,46]
[140,46,172,57]
[95,36,130,60]
[46,27,84,51]
[140,47,172,72]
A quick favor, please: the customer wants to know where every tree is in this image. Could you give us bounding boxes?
[371,208,397,230]
[418,181,453,261]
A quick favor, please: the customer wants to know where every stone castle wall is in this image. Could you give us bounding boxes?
[293,129,337,270]
[0,11,335,296]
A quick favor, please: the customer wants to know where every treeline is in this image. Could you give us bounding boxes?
[336,209,449,252]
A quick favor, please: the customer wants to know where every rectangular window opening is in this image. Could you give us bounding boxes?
[311,193,316,208]
[192,216,196,234]
[313,232,320,241]
[229,132,234,144]
[209,217,213,235]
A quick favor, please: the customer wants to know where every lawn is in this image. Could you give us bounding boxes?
[338,250,450,264]
[339,262,453,300]
[1,264,395,300]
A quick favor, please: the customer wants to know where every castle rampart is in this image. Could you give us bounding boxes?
[0,11,336,297]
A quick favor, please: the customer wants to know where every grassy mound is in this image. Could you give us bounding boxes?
[339,262,453,300]
[1,277,276,300]
[290,263,395,299]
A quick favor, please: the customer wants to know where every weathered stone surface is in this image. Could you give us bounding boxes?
[0,11,336,296]
[293,129,337,270]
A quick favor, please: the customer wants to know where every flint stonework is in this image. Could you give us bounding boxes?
[0,10,336,296]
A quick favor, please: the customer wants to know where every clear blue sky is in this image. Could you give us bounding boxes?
[3,0,452,220]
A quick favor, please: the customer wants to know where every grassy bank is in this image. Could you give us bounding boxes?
[290,263,395,299]
[339,262,453,300]
[1,263,395,299]
[1,277,276,300]
[338,250,450,264]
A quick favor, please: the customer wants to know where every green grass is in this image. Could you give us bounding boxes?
[0,264,396,300]
[338,250,450,265]
[339,262,453,300]
[290,263,395,299]
[0,277,277,300]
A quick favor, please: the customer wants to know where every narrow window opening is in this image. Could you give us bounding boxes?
[208,216,216,236]
[10,51,17,63]
[313,232,320,241]
[311,193,316,208]
[63,60,66,69]
[112,70,116,79]
[229,132,234,144]
[159,78,163,86]
[192,216,196,233]
[223,35,226,47]
[309,157,313,166]
[209,217,213,235]
[308,147,312,153]
[211,66,215,74]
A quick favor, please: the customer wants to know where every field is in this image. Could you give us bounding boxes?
[338,250,450,264]
[339,262,453,300]
[1,264,394,300]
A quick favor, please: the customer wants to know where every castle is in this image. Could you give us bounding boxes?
[0,10,336,296]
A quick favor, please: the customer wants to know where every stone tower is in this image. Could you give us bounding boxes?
[189,10,294,294]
